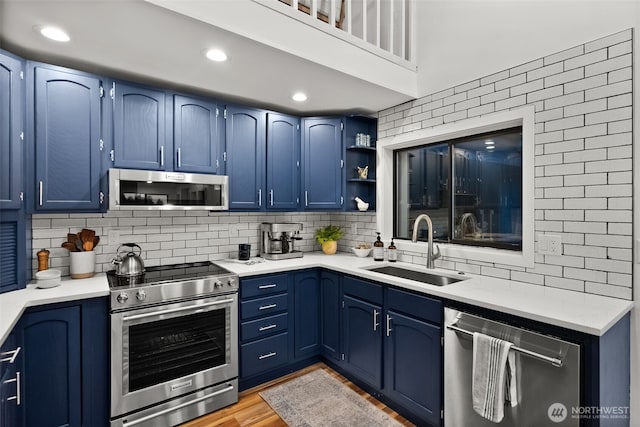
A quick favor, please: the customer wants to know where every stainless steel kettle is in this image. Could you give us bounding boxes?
[111,243,145,277]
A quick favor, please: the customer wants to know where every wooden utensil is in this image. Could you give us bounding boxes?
[62,242,77,252]
[92,235,100,248]
[81,229,95,243]
[83,241,94,251]
[67,233,77,243]
[75,239,84,251]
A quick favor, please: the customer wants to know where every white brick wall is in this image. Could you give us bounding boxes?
[378,29,634,300]
[32,211,379,277]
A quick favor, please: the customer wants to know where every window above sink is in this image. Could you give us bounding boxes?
[377,107,535,268]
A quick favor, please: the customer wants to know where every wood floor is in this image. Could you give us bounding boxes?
[181,362,415,427]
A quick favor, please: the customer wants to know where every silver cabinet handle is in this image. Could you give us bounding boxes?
[270,189,274,206]
[160,146,164,167]
[258,303,276,311]
[373,309,379,331]
[177,147,182,168]
[258,284,276,289]
[3,371,20,405]
[122,384,234,427]
[258,352,277,360]
[386,314,392,337]
[123,298,234,321]
[39,181,43,206]
[0,347,21,363]
[305,190,308,207]
[259,324,277,332]
[258,189,262,207]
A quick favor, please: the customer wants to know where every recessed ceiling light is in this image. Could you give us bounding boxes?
[484,140,495,145]
[205,49,227,62]
[38,26,70,42]
[292,92,307,102]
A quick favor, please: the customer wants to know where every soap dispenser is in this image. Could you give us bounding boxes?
[373,232,385,261]
[388,239,397,262]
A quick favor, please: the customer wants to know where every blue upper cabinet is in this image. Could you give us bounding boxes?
[226,106,265,210]
[32,64,103,211]
[266,113,299,210]
[173,95,224,174]
[0,51,24,210]
[301,117,343,210]
[112,81,168,171]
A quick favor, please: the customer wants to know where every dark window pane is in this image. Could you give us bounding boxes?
[394,143,449,241]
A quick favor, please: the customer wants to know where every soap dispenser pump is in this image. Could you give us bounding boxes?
[373,232,384,261]
[388,238,397,262]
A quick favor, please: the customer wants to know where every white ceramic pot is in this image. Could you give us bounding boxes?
[70,251,96,279]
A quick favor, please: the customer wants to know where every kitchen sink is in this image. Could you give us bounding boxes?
[365,265,465,286]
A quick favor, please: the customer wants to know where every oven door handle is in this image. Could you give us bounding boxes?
[122,298,235,322]
[122,384,235,427]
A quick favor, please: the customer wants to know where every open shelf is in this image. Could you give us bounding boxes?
[347,178,376,183]
[346,145,376,152]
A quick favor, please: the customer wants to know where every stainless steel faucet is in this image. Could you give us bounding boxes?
[411,214,441,269]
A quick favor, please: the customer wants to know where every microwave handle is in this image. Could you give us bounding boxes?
[122,298,234,322]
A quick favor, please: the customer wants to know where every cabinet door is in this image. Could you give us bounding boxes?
[18,305,82,427]
[0,333,19,427]
[266,113,299,210]
[342,295,382,389]
[226,106,265,210]
[384,310,442,426]
[293,270,320,360]
[0,51,23,210]
[33,66,102,211]
[113,81,167,170]
[174,95,223,174]
[0,211,27,294]
[320,271,341,361]
[302,118,343,210]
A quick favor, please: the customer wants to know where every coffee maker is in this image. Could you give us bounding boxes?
[260,223,303,260]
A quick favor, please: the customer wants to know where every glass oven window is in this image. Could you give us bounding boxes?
[128,308,227,391]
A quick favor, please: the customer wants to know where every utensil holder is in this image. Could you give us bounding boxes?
[70,251,96,279]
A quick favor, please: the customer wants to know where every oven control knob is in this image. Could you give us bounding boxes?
[214,280,223,288]
[136,290,147,301]
[228,278,235,287]
[116,292,129,304]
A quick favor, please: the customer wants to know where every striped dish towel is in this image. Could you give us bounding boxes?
[472,332,518,423]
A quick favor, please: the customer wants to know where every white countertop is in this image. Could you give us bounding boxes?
[215,253,634,336]
[0,273,109,346]
[0,253,634,346]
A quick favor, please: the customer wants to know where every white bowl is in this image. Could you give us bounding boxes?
[352,247,371,257]
[35,269,61,289]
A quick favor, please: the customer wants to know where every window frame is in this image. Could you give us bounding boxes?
[392,126,524,251]
[376,107,535,268]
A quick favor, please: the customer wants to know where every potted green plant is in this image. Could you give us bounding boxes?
[315,225,344,255]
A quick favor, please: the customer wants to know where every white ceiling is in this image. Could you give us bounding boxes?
[0,0,414,116]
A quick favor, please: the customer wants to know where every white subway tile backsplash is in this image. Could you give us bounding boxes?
[564,48,607,70]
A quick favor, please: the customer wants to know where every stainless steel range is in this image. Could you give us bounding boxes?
[107,261,239,427]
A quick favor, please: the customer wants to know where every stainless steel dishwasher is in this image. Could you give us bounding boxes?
[444,308,581,426]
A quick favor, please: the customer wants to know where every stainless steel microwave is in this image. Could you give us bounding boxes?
[108,168,229,211]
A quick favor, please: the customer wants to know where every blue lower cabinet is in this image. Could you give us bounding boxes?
[383,310,442,426]
[320,271,341,361]
[292,270,320,360]
[14,298,109,427]
[241,293,288,320]
[342,294,383,390]
[0,333,19,427]
[241,312,288,342]
[240,333,289,378]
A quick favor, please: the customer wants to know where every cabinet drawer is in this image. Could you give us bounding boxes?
[241,312,288,342]
[343,276,383,304]
[241,293,288,320]
[241,332,289,378]
[241,274,289,299]
[387,287,442,325]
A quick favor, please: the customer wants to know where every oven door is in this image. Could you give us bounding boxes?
[110,292,238,418]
